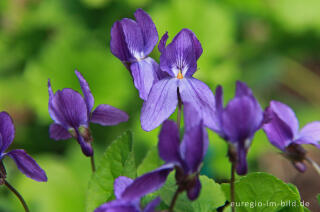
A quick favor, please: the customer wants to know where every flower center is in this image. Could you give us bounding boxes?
[177,70,183,79]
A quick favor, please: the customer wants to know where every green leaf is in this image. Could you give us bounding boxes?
[192,175,227,211]
[221,172,303,212]
[318,194,320,205]
[85,131,136,212]
[158,173,226,212]
[303,207,311,212]
[223,205,232,212]
[137,146,163,176]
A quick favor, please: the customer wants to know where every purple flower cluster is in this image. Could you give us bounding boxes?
[95,104,206,212]
[111,9,217,132]
[1,7,319,212]
[96,8,320,211]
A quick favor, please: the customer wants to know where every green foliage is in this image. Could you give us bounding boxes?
[81,0,112,8]
[86,131,136,212]
[137,146,163,176]
[222,172,303,212]
[157,173,226,212]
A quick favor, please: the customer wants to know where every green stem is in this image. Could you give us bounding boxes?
[90,154,96,173]
[4,180,29,212]
[169,188,181,212]
[231,162,235,212]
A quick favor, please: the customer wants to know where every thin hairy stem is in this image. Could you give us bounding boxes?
[90,154,96,173]
[4,180,29,212]
[169,188,181,212]
[231,162,236,212]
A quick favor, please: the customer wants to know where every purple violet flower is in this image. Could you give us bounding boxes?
[263,100,320,172]
[140,29,217,132]
[48,70,129,157]
[95,172,170,212]
[214,81,264,175]
[110,8,164,100]
[96,104,206,212]
[157,103,208,200]
[0,112,47,182]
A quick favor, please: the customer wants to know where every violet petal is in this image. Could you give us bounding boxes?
[235,81,254,98]
[269,101,299,138]
[94,200,139,212]
[143,197,161,212]
[49,123,72,140]
[180,104,208,173]
[134,9,158,56]
[0,112,15,153]
[158,32,168,53]
[185,29,203,61]
[158,120,181,164]
[179,78,219,131]
[130,58,160,100]
[121,164,174,201]
[236,146,248,175]
[295,121,320,148]
[222,96,262,143]
[119,18,144,61]
[91,104,129,126]
[75,70,95,114]
[110,21,132,62]
[263,106,294,150]
[114,176,134,199]
[141,78,178,131]
[6,149,47,182]
[160,29,197,77]
[214,85,224,136]
[48,87,88,129]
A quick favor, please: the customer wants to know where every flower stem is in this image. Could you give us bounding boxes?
[228,144,236,212]
[230,162,236,212]
[90,155,96,173]
[305,156,320,176]
[4,180,29,212]
[169,187,181,212]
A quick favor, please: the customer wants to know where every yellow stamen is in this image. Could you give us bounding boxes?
[177,71,183,79]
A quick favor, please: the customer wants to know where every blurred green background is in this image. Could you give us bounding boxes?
[0,0,320,211]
